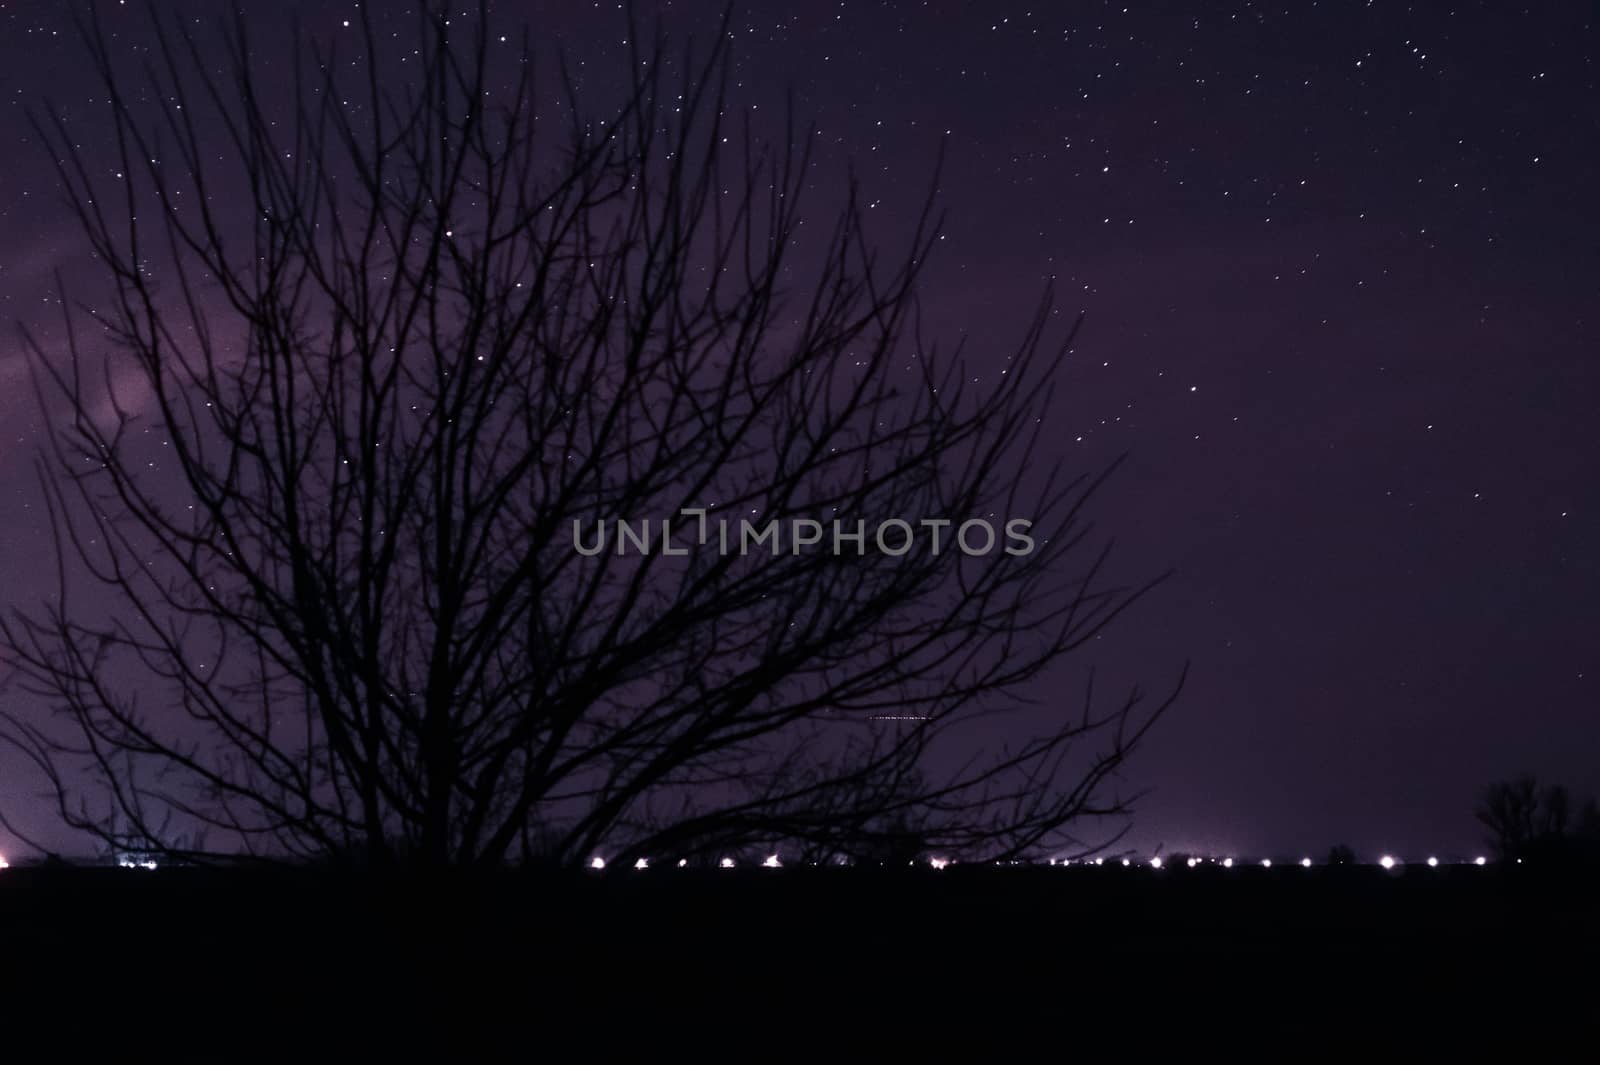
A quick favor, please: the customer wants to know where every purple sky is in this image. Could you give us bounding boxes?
[1,0,1596,860]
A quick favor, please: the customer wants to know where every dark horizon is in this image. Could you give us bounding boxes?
[0,0,1595,863]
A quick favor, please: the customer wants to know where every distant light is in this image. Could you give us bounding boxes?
[0,854,8,870]
[589,857,606,870]
[1094,858,1104,866]
[1474,856,1487,866]
[1121,858,1130,867]
[1301,857,1313,868]
[1186,857,1198,868]
[1049,858,1057,866]
[762,855,782,868]
[719,857,735,869]
[677,859,688,868]
[1222,858,1233,868]
[930,857,950,870]
[1150,857,1163,869]
[1379,855,1396,870]
[1426,857,1439,868]
[633,858,649,871]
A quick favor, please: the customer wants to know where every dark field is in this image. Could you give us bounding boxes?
[2,863,1596,1055]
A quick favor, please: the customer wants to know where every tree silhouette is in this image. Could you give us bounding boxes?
[1477,775,1600,864]
[1477,775,1569,860]
[0,3,1180,868]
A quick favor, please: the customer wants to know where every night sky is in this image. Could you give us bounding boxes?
[0,0,1595,860]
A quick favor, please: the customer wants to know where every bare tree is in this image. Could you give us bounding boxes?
[1476,775,1571,860]
[0,3,1181,868]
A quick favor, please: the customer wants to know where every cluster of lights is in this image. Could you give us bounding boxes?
[1133,853,1501,869]
[582,855,774,870]
[588,851,1500,872]
[1084,853,1496,870]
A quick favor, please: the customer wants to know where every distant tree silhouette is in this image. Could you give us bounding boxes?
[1476,775,1600,862]
[0,2,1181,868]
[1577,798,1600,844]
[1326,844,1356,865]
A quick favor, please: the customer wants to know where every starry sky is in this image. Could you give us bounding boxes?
[0,0,1595,860]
